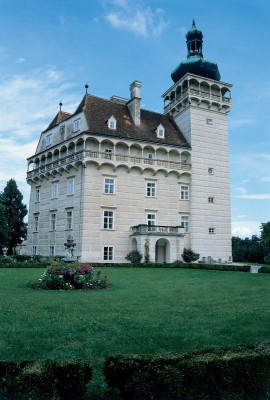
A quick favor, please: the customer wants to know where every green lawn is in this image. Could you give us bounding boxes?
[1,267,270,397]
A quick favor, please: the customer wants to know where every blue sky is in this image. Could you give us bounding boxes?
[0,0,269,238]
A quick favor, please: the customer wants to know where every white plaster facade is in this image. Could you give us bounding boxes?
[26,72,232,263]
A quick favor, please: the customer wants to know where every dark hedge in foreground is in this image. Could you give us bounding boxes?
[0,262,50,268]
[258,266,270,273]
[0,359,92,399]
[104,343,270,400]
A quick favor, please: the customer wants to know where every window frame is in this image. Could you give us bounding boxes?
[103,246,114,261]
[50,213,56,231]
[66,210,73,230]
[46,134,52,147]
[180,185,189,200]
[146,182,156,197]
[103,210,114,230]
[35,188,40,202]
[51,183,58,199]
[104,178,115,195]
[67,179,74,196]
[208,167,214,175]
[49,245,55,257]
[208,196,215,203]
[181,215,190,233]
[147,213,156,231]
[209,227,216,234]
[73,119,80,132]
[33,215,39,232]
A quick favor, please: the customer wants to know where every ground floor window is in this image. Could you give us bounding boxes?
[147,213,156,231]
[33,246,37,255]
[49,245,55,256]
[103,246,114,261]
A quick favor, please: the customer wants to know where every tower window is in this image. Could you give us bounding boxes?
[209,227,216,234]
[208,197,215,203]
[46,134,52,147]
[208,168,214,175]
[180,185,189,200]
[73,119,80,132]
[206,118,213,125]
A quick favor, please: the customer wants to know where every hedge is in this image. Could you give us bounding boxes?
[258,266,270,273]
[0,262,50,268]
[92,262,251,272]
[0,261,250,272]
[104,342,270,400]
[0,359,92,399]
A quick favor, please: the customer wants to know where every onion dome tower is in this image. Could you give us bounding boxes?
[171,20,221,83]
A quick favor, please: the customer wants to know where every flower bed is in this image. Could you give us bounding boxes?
[28,263,109,290]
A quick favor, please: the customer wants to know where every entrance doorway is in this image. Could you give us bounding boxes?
[155,238,170,263]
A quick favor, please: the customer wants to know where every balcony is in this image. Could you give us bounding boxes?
[27,150,191,180]
[164,87,231,113]
[131,224,185,236]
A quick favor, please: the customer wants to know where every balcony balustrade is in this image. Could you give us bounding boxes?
[131,224,185,236]
[27,150,191,179]
[164,87,231,112]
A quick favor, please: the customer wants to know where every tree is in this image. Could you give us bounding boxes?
[0,179,28,254]
[0,204,8,250]
[261,222,270,255]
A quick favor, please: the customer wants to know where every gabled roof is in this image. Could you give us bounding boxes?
[43,111,71,132]
[82,94,189,147]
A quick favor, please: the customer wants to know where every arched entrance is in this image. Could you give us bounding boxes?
[131,238,137,251]
[155,238,170,263]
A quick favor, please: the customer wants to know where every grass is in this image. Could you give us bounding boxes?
[1,267,270,397]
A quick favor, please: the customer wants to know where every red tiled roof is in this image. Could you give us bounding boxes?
[82,95,189,147]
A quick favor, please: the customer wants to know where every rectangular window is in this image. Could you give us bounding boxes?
[147,153,154,164]
[51,183,58,199]
[67,179,74,195]
[208,167,214,175]
[73,119,80,132]
[66,210,73,230]
[208,197,215,203]
[180,185,189,200]
[146,182,156,197]
[103,246,114,261]
[35,188,40,202]
[33,215,39,232]
[50,213,56,231]
[181,216,190,233]
[103,210,114,229]
[206,118,213,125]
[104,178,115,194]
[49,245,55,257]
[147,213,156,231]
[104,149,112,159]
[209,227,216,234]
[33,246,37,256]
[109,120,116,129]
[46,134,51,146]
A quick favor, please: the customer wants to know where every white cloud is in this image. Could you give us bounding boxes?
[260,176,270,182]
[237,215,248,218]
[180,26,187,36]
[105,1,168,37]
[15,57,26,64]
[229,118,254,127]
[235,194,270,199]
[232,221,261,238]
[233,186,247,194]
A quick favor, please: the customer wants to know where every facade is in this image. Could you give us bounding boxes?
[26,21,232,263]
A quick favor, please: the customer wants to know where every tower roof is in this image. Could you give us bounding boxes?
[171,20,220,83]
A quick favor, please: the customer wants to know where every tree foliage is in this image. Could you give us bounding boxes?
[0,179,28,253]
[232,224,270,264]
[0,204,8,248]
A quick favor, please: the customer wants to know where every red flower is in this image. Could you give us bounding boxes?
[105,275,108,279]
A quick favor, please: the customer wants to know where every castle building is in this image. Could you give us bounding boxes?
[26,21,232,263]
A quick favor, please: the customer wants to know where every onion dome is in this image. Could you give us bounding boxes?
[171,20,221,83]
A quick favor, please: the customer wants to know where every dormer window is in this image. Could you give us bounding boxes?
[46,134,52,147]
[108,116,116,130]
[156,124,165,138]
[73,119,80,132]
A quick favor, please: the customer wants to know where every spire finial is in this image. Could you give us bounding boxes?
[192,19,196,28]
[59,102,62,112]
[85,84,89,94]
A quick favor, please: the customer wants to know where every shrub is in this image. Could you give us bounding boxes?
[181,248,200,263]
[125,250,143,263]
[264,255,270,265]
[28,264,109,290]
[104,343,270,400]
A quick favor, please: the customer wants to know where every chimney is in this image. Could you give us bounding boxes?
[127,81,142,126]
